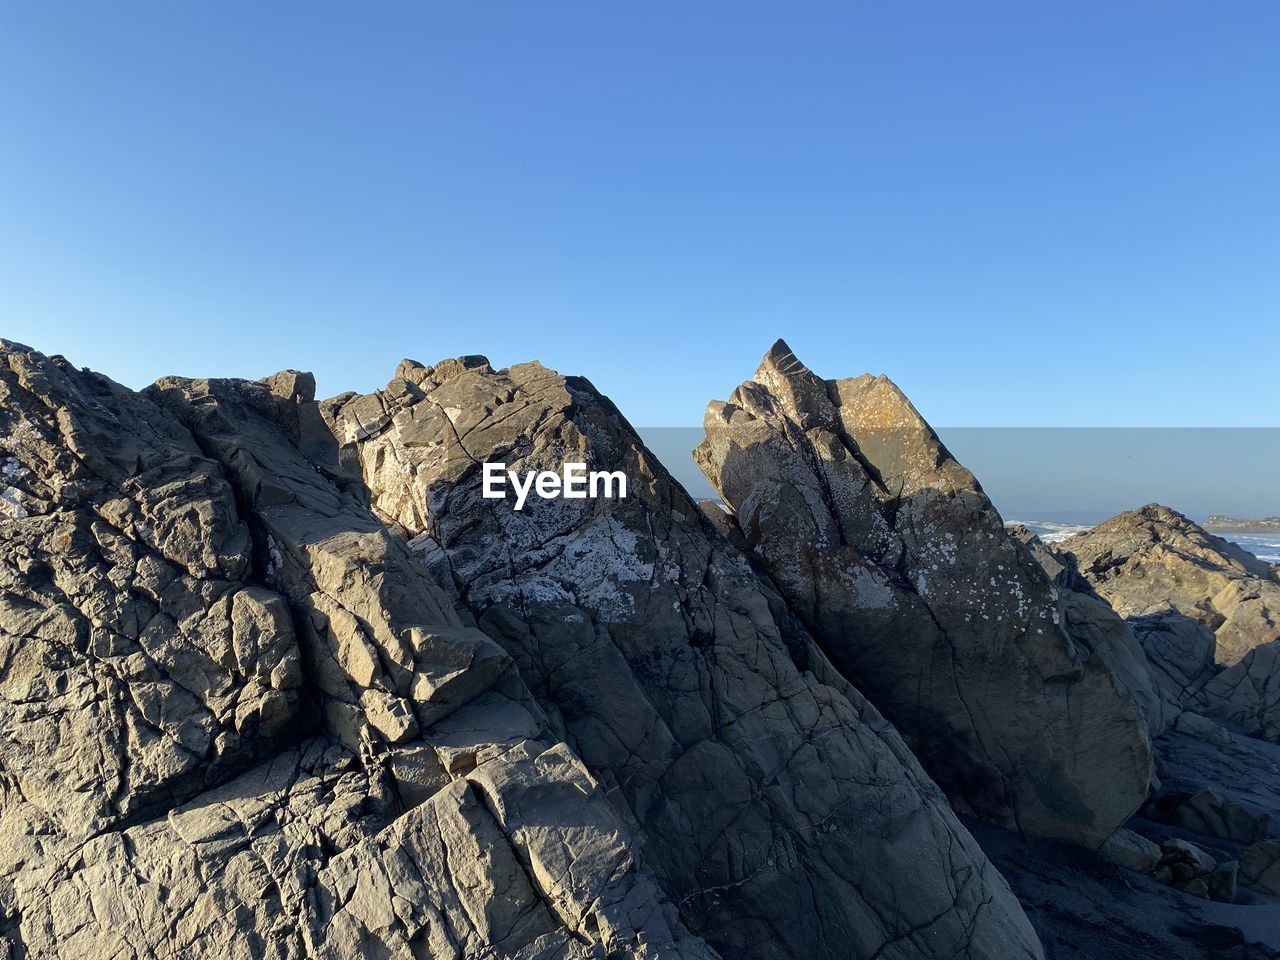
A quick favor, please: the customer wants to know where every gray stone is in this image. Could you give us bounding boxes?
[1100,828,1163,873]
[0,343,713,960]
[1198,640,1280,744]
[1060,504,1280,666]
[327,353,1045,960]
[1239,839,1280,895]
[1144,788,1270,843]
[693,340,1152,847]
[1014,527,1176,737]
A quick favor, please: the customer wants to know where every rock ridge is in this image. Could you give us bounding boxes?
[325,352,1044,959]
[694,339,1153,847]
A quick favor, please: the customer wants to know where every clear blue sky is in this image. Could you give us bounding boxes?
[2,3,1277,427]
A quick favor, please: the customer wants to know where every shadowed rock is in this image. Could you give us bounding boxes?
[694,340,1152,847]
[1013,526,1175,736]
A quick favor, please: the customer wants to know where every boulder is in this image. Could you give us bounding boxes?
[1131,611,1218,707]
[1172,711,1234,748]
[693,340,1152,847]
[1158,836,1217,876]
[1100,828,1163,873]
[1197,640,1280,743]
[1239,838,1280,896]
[325,354,1045,960]
[1060,504,1280,666]
[1143,788,1270,844]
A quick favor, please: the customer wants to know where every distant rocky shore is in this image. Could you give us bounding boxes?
[3,336,1280,960]
[1207,515,1280,533]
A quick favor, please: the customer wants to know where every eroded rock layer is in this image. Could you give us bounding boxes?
[693,340,1152,847]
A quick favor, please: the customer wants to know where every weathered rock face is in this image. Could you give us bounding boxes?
[1060,505,1280,745]
[0,342,714,960]
[0,345,306,839]
[693,340,1152,847]
[1198,642,1280,743]
[1130,612,1218,710]
[1013,527,1175,737]
[1060,504,1280,666]
[328,356,1044,960]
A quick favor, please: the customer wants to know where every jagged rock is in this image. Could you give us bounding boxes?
[0,343,306,838]
[1131,611,1218,707]
[1014,527,1174,736]
[1198,641,1280,744]
[328,356,1045,959]
[1100,827,1164,873]
[1239,839,1280,895]
[693,340,1152,847]
[1143,788,1270,844]
[1060,504,1280,666]
[0,343,713,960]
[307,741,704,959]
[1155,837,1223,898]
[1172,711,1234,747]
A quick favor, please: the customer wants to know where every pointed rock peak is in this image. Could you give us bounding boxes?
[755,338,812,383]
[742,339,836,431]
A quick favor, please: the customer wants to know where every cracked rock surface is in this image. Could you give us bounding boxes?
[0,341,712,960]
[1013,526,1176,737]
[328,355,1044,960]
[1061,505,1280,744]
[693,340,1152,847]
[1060,504,1280,667]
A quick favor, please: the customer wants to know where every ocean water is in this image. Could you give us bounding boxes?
[1006,519,1092,544]
[1219,533,1280,564]
[1008,519,1280,565]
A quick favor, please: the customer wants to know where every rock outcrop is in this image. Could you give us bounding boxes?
[1198,642,1280,743]
[1013,527,1175,736]
[325,355,1044,960]
[1062,506,1280,744]
[9,334,1278,960]
[1060,505,1280,666]
[1130,611,1218,710]
[0,342,713,960]
[693,340,1153,847]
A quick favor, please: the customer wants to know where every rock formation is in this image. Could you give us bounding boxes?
[1012,527,1175,736]
[324,355,1043,960]
[1061,505,1280,745]
[693,340,1153,847]
[1060,504,1280,666]
[0,341,714,960]
[6,335,1280,959]
[1197,642,1280,743]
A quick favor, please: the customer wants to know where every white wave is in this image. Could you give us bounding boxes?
[1005,519,1092,543]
